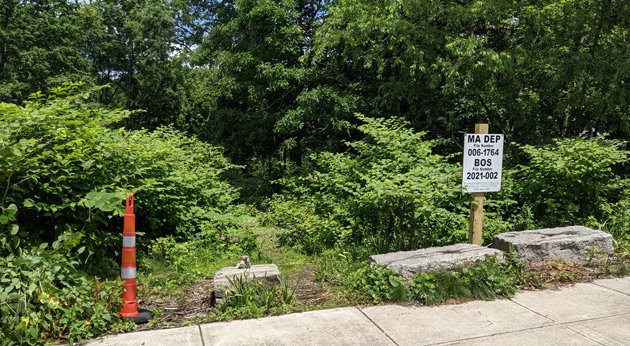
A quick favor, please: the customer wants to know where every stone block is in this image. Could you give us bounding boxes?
[369,244,503,278]
[213,264,281,303]
[492,226,613,263]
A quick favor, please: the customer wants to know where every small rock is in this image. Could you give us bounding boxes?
[369,244,503,278]
[492,226,613,263]
[212,264,281,304]
[236,255,251,269]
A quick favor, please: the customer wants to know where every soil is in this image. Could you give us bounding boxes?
[521,256,628,289]
[291,264,339,306]
[136,279,214,331]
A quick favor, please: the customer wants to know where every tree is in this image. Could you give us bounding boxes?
[310,0,630,146]
[83,0,184,128]
[0,0,92,102]
[181,0,306,164]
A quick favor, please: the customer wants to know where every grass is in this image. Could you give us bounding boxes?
[132,216,362,329]
[253,224,363,310]
[138,251,238,296]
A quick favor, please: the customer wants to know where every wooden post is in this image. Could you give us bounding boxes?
[469,123,488,245]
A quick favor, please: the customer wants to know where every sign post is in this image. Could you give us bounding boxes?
[462,124,504,245]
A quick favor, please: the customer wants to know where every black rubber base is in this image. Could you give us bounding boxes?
[126,308,152,324]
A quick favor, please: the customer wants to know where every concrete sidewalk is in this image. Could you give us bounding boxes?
[87,277,630,346]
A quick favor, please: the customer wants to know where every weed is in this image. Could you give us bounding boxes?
[618,262,629,276]
[586,245,603,264]
[213,275,296,321]
[558,272,574,282]
[407,256,519,305]
[348,264,407,303]
[407,272,442,305]
[0,239,135,344]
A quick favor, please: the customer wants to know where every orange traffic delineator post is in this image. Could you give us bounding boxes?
[119,194,151,323]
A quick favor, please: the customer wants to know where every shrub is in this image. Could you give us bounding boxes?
[600,185,630,244]
[263,198,346,254]
[316,249,522,306]
[507,137,628,228]
[0,83,239,270]
[272,114,468,252]
[0,83,244,342]
[315,249,405,303]
[0,233,133,345]
[314,249,365,285]
[140,209,259,291]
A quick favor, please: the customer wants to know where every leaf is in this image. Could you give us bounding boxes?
[6,204,18,214]
[11,148,22,157]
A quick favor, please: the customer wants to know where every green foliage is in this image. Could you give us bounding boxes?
[2,0,630,340]
[409,255,520,305]
[85,0,184,127]
[315,247,403,304]
[347,264,406,303]
[215,275,296,320]
[0,233,133,345]
[601,186,630,243]
[0,0,93,102]
[263,198,342,254]
[0,84,244,342]
[183,0,306,164]
[0,84,239,270]
[314,247,399,304]
[316,248,522,306]
[314,248,367,284]
[3,0,630,175]
[271,114,468,252]
[140,210,259,291]
[267,108,629,254]
[313,0,630,147]
[506,137,628,228]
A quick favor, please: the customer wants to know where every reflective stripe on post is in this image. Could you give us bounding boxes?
[120,194,139,318]
[121,267,137,279]
[122,236,135,247]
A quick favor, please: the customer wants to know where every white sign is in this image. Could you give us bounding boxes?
[462,134,504,193]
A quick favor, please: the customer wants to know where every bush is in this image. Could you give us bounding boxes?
[314,249,406,303]
[0,83,244,342]
[347,264,407,303]
[600,186,630,244]
[269,116,629,252]
[140,209,259,291]
[270,114,468,252]
[263,198,346,254]
[408,255,520,305]
[0,83,239,270]
[0,233,133,345]
[507,137,628,228]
